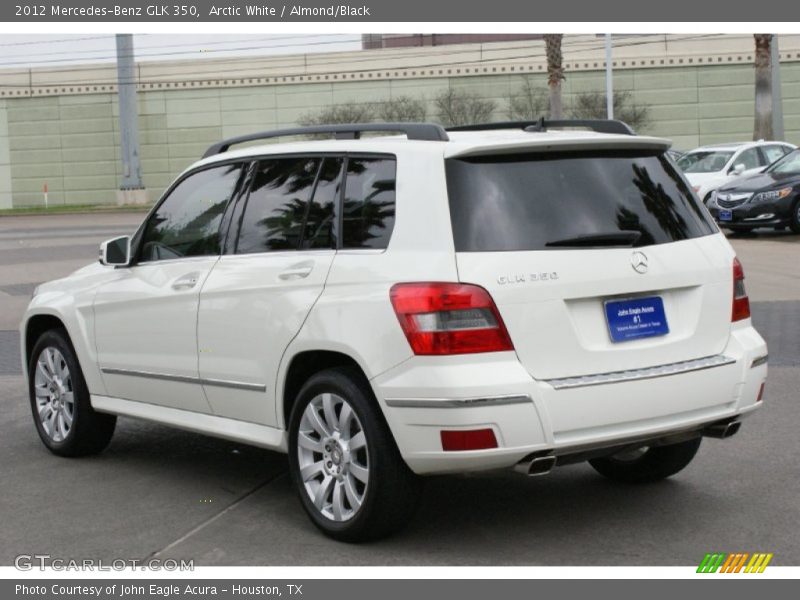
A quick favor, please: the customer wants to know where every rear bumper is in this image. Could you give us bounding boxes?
[372,322,767,475]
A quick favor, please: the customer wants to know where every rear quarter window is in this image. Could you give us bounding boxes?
[341,157,396,249]
[446,150,716,252]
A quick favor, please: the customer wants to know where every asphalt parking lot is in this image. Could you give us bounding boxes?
[0,213,798,566]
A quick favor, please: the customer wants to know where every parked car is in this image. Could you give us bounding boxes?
[708,147,800,233]
[677,140,795,205]
[21,120,768,542]
[666,149,684,162]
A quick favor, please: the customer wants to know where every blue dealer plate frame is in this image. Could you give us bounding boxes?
[604,296,670,343]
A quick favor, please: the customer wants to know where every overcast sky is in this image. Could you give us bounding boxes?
[0,34,363,70]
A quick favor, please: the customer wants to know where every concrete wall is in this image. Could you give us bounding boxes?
[3,34,800,208]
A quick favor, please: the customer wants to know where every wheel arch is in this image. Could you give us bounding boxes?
[279,349,376,431]
[23,312,70,377]
[21,308,106,396]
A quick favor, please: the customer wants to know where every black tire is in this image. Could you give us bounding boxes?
[789,200,800,234]
[589,437,702,484]
[28,328,116,457]
[287,367,421,542]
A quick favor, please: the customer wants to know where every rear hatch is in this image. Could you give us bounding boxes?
[445,144,733,381]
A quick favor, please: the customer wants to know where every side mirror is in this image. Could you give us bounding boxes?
[99,236,131,267]
[732,163,746,176]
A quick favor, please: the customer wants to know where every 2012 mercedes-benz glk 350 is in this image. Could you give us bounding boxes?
[22,120,768,541]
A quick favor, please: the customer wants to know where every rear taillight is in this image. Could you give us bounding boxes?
[732,257,751,322]
[389,282,514,355]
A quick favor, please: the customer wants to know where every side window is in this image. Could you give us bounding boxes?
[236,157,320,254]
[342,157,396,249]
[764,145,789,164]
[139,164,242,263]
[734,148,762,170]
[302,158,341,250]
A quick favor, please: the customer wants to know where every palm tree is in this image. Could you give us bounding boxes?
[753,34,774,140]
[544,34,565,119]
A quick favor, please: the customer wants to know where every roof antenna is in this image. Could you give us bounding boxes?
[524,117,547,133]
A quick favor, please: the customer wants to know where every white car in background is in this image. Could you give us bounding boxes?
[677,141,795,205]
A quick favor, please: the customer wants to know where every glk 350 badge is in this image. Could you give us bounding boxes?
[497,272,559,285]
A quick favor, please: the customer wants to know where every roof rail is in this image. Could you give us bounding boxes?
[202,122,450,158]
[448,118,636,136]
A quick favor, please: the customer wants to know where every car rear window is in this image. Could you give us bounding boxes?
[446,150,716,252]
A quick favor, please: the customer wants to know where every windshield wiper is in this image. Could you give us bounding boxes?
[545,231,642,248]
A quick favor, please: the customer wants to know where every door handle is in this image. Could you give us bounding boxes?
[279,263,313,280]
[171,272,200,290]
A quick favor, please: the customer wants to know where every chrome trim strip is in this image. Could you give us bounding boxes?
[543,355,736,390]
[101,367,266,392]
[101,367,197,385]
[750,355,769,368]
[384,394,531,408]
[201,378,267,392]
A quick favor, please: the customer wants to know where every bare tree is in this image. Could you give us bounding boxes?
[299,103,375,126]
[299,96,427,127]
[506,76,548,121]
[570,90,651,131]
[753,34,774,140]
[544,34,565,119]
[433,88,496,127]
[376,96,427,122]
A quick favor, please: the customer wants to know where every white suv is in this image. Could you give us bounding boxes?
[21,120,768,542]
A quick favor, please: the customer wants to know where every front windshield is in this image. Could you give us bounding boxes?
[767,149,800,174]
[677,151,735,173]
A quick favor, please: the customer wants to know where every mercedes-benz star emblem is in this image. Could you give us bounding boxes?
[631,251,649,274]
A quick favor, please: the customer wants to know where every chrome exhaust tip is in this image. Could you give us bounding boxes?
[514,454,557,477]
[703,420,741,439]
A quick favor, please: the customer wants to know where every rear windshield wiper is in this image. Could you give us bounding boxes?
[545,231,642,248]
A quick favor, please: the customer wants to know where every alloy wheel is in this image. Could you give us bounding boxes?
[33,347,74,443]
[296,393,369,522]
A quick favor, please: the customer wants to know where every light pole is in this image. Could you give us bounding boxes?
[605,34,614,120]
[115,34,147,205]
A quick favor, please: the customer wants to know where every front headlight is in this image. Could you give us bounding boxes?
[752,187,793,202]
